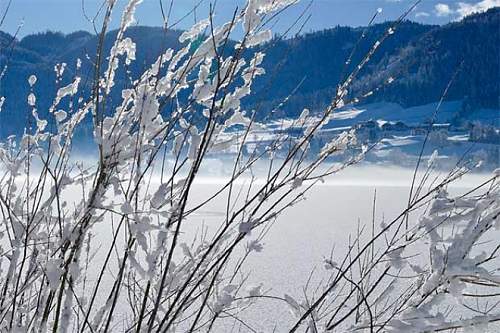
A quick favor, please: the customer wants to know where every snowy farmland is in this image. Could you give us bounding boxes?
[209,101,500,169]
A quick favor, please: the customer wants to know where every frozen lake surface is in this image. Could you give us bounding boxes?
[16,163,491,332]
[178,166,494,331]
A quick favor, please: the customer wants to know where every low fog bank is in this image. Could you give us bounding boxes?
[65,154,495,188]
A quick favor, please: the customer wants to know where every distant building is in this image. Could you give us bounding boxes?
[380,121,410,138]
[354,120,379,142]
[469,123,500,144]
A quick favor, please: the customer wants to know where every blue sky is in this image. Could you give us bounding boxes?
[0,0,498,38]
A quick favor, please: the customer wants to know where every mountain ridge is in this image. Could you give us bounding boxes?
[0,8,498,136]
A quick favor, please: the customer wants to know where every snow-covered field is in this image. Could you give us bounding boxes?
[77,164,495,332]
[186,167,496,331]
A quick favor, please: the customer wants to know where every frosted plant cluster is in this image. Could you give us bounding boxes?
[0,0,497,332]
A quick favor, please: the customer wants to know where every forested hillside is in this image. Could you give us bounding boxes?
[0,8,498,136]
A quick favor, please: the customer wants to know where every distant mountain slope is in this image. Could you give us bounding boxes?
[0,27,184,136]
[0,8,498,137]
[249,20,434,119]
[251,8,499,118]
[354,7,500,110]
